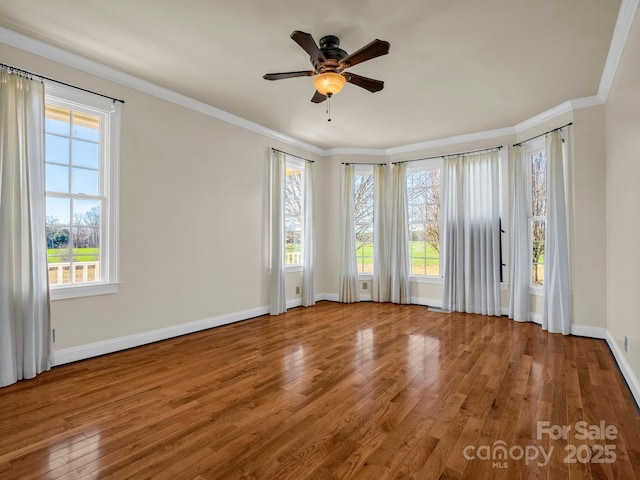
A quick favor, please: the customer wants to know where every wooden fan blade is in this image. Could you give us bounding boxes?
[339,39,390,68]
[311,91,327,103]
[343,73,384,93]
[291,31,326,65]
[263,71,315,80]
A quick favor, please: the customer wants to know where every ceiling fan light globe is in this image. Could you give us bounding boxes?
[313,72,346,96]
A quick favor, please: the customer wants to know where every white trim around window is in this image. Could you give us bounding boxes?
[45,82,121,300]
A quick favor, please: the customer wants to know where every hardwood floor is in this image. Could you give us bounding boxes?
[0,302,639,479]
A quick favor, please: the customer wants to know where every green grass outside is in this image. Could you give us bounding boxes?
[47,248,99,263]
[355,242,440,276]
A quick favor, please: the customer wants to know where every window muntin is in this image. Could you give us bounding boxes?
[529,146,547,286]
[407,166,441,277]
[354,172,374,274]
[44,83,119,298]
[45,105,103,285]
[284,161,304,266]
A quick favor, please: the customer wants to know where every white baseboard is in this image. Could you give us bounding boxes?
[316,293,339,302]
[410,296,443,308]
[54,305,270,366]
[572,324,607,339]
[287,298,302,309]
[605,330,640,408]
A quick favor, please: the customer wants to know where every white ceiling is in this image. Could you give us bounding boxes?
[0,0,622,150]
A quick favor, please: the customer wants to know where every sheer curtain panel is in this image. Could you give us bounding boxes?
[0,71,53,388]
[339,164,359,303]
[269,150,287,315]
[372,165,389,302]
[302,161,315,307]
[508,145,531,322]
[542,130,571,334]
[441,151,501,316]
[389,163,411,304]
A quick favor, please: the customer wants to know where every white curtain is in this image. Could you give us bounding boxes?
[389,163,411,304]
[301,161,315,307]
[372,165,389,302]
[509,145,531,322]
[542,130,571,334]
[269,150,287,315]
[441,151,501,316]
[339,164,359,303]
[0,71,53,388]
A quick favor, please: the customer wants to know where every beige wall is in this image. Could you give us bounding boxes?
[0,32,614,355]
[0,43,322,350]
[605,11,640,380]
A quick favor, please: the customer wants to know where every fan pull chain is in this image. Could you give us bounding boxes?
[326,95,332,122]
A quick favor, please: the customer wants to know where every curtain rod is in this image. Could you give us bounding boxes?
[271,148,314,163]
[0,62,125,104]
[512,122,572,147]
[341,162,387,166]
[392,145,503,165]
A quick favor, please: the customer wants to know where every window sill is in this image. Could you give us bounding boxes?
[50,282,119,301]
[358,274,373,281]
[285,265,303,273]
[410,275,443,285]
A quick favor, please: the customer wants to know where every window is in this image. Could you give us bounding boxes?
[44,83,120,299]
[528,139,546,286]
[284,158,304,266]
[407,161,442,277]
[354,169,374,274]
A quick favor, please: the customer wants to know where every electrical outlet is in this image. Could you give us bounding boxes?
[624,335,628,353]
[296,286,300,295]
[363,282,368,290]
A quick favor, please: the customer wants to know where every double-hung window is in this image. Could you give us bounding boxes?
[406,160,442,277]
[354,166,374,274]
[284,157,304,267]
[527,138,546,286]
[44,83,120,299]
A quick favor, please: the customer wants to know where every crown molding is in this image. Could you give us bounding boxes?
[598,0,640,102]
[385,126,516,156]
[0,7,629,160]
[0,26,326,157]
[324,147,387,157]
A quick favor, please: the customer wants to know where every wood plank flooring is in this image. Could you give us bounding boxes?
[0,301,639,479]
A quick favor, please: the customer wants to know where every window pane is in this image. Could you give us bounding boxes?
[73,256,99,283]
[46,197,70,225]
[45,105,70,136]
[426,242,440,276]
[46,164,69,193]
[71,167,99,195]
[426,200,439,222]
[425,223,439,243]
[45,134,70,164]
[427,169,440,187]
[532,264,544,286]
[72,112,100,141]
[73,199,101,225]
[72,139,99,169]
[532,219,545,243]
[354,174,374,225]
[285,168,302,216]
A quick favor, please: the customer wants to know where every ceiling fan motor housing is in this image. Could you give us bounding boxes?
[316,35,347,72]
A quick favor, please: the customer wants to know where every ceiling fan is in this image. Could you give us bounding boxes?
[263,31,390,103]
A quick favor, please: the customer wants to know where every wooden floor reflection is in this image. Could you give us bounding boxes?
[0,302,639,479]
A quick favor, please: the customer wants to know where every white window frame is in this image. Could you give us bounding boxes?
[284,156,305,272]
[45,82,120,300]
[406,158,443,281]
[353,164,374,277]
[526,137,546,293]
